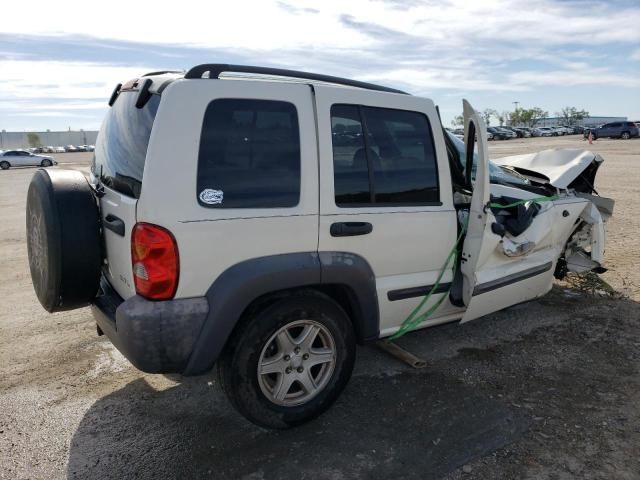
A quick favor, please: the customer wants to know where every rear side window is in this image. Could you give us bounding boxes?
[93,91,160,198]
[197,99,300,208]
[331,104,439,207]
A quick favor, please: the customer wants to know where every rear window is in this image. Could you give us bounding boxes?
[197,99,300,208]
[92,91,160,198]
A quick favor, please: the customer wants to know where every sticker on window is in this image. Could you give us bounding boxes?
[199,189,224,205]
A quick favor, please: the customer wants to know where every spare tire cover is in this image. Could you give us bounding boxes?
[26,169,102,312]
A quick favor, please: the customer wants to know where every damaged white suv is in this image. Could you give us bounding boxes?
[26,64,613,428]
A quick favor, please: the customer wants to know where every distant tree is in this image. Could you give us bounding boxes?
[529,107,548,127]
[515,107,548,127]
[497,110,511,126]
[451,115,464,128]
[508,109,522,126]
[27,133,42,148]
[481,108,497,126]
[557,107,590,126]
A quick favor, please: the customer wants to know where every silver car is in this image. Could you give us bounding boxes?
[0,150,57,170]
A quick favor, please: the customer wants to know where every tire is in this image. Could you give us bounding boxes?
[217,292,356,429]
[0,161,9,170]
[621,131,630,140]
[26,169,102,312]
[41,159,52,167]
[591,132,598,140]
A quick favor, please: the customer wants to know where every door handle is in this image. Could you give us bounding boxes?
[330,222,373,237]
[103,214,125,237]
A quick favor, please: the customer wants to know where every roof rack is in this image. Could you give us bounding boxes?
[142,70,184,77]
[184,64,408,95]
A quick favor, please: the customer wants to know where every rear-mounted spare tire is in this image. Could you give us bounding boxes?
[26,169,102,312]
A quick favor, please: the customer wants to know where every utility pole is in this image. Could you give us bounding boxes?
[512,101,520,127]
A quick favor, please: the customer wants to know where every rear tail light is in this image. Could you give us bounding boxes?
[131,223,179,300]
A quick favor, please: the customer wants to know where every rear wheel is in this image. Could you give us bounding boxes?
[41,159,52,167]
[217,292,356,429]
[0,161,9,170]
[621,131,630,140]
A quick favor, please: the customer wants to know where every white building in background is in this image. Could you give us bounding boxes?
[0,130,99,150]
[535,116,627,127]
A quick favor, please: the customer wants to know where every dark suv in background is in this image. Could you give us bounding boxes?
[585,122,639,140]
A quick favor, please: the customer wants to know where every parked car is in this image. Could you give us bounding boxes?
[0,150,57,170]
[86,145,96,152]
[486,130,494,140]
[500,126,524,138]
[513,127,531,138]
[75,145,88,152]
[54,146,66,153]
[570,126,585,135]
[534,127,554,137]
[25,64,613,428]
[497,127,517,138]
[64,145,77,152]
[487,126,512,140]
[41,146,55,153]
[586,121,639,140]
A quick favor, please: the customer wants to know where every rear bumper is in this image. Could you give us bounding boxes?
[92,276,209,374]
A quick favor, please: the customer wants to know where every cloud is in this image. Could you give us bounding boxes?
[507,68,638,89]
[277,2,319,15]
[0,59,153,100]
[1,0,638,129]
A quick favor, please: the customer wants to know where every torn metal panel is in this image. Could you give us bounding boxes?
[492,149,603,190]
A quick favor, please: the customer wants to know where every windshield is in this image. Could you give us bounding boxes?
[445,131,529,186]
[92,91,160,198]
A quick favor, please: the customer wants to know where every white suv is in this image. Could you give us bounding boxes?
[26,64,613,428]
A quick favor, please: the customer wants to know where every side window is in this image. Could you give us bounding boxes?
[362,107,439,204]
[330,104,439,207]
[197,99,301,208]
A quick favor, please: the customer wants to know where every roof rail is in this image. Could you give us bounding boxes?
[142,70,184,77]
[184,64,408,95]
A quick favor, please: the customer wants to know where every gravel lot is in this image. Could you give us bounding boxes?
[1,137,639,479]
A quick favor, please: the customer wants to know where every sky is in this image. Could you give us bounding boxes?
[1,0,639,131]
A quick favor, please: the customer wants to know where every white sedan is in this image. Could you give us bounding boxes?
[0,150,57,170]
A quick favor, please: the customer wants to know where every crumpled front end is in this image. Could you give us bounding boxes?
[491,148,614,277]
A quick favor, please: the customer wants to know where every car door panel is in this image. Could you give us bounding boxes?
[315,86,457,335]
[16,152,29,166]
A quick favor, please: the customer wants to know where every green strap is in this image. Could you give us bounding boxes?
[389,193,558,341]
[487,194,559,210]
[389,224,467,340]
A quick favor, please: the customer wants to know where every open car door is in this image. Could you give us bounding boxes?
[459,100,560,322]
[458,100,492,322]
